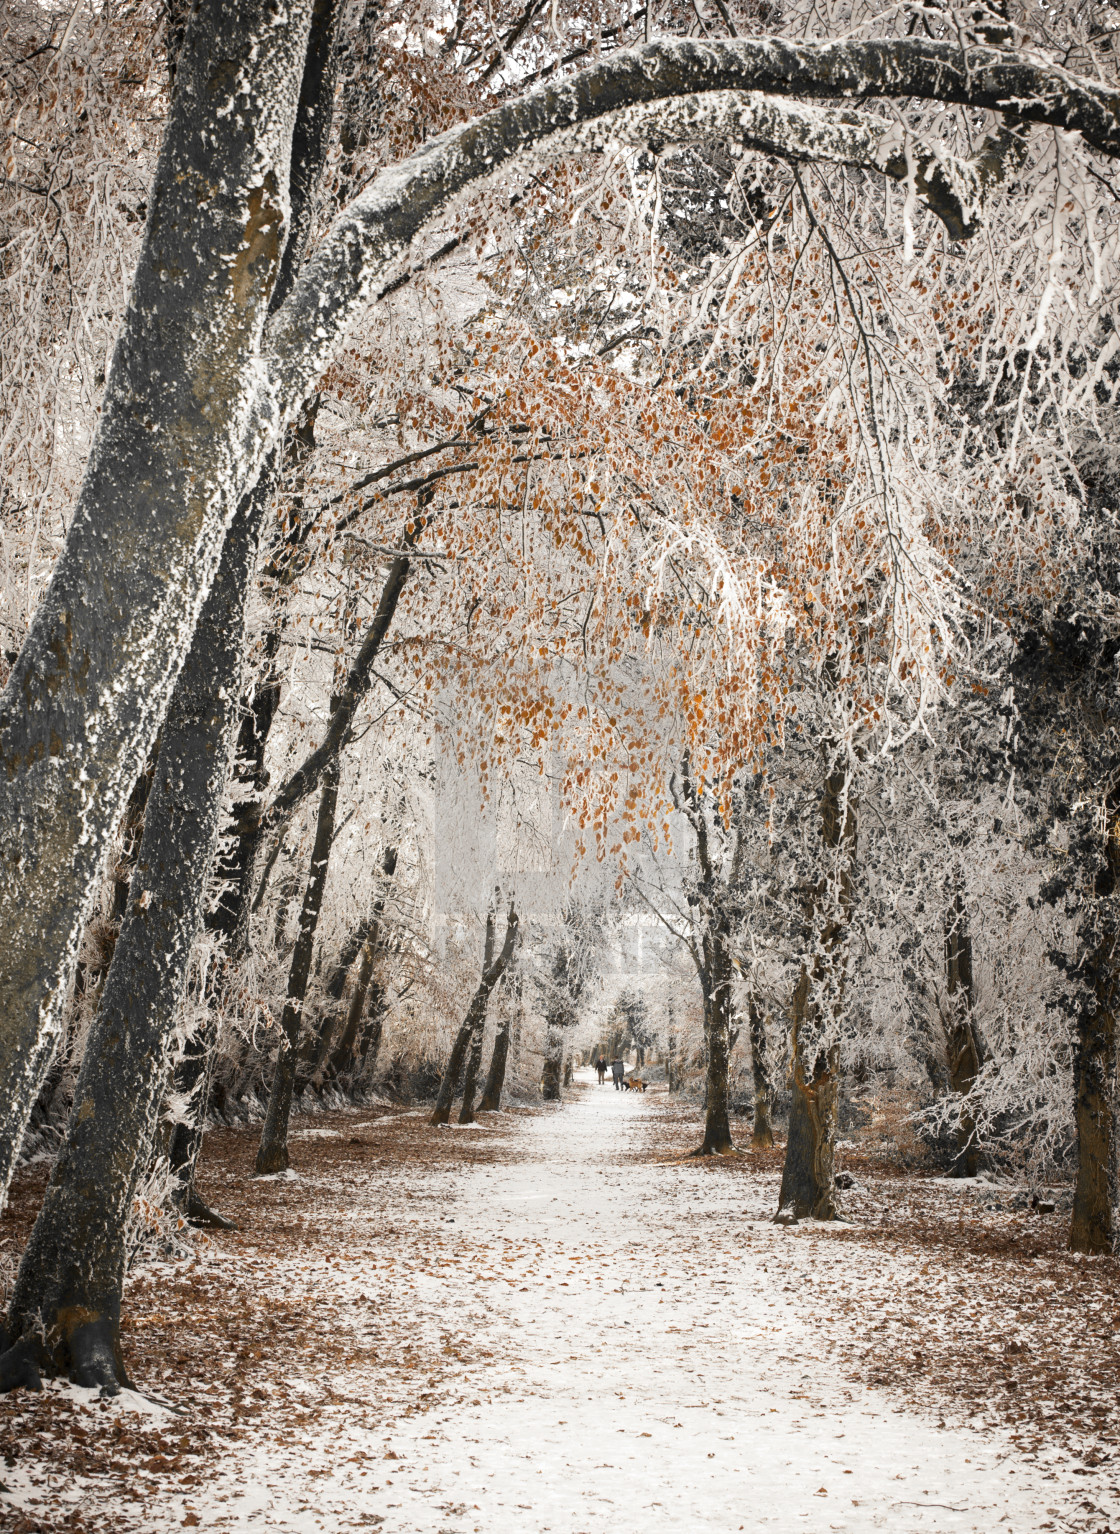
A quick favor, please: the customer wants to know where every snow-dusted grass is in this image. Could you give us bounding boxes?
[0,1077,1113,1531]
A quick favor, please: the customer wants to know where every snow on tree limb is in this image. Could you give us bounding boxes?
[265,34,1118,416]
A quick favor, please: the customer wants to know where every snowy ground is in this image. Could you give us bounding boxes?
[0,1075,1115,1533]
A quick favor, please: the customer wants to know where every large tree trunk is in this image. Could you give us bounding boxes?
[255,760,341,1174]
[162,0,343,1215]
[748,998,775,1150]
[431,907,518,1126]
[776,754,855,1222]
[943,892,982,1177]
[0,0,314,1207]
[0,484,264,1394]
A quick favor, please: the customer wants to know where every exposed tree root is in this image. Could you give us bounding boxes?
[185,1190,239,1230]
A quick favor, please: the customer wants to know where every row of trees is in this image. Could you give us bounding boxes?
[1,0,1119,1400]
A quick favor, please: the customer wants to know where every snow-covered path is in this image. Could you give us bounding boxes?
[207,1078,1065,1533]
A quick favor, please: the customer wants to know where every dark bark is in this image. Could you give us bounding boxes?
[943,893,982,1177]
[696,943,734,1154]
[1070,812,1120,1255]
[316,845,398,1081]
[777,968,840,1222]
[0,485,265,1395]
[1012,626,1120,1254]
[540,1022,565,1102]
[1070,935,1120,1255]
[356,997,386,1082]
[255,760,341,1174]
[431,907,518,1127]
[457,1028,486,1126]
[776,755,855,1222]
[676,761,734,1155]
[108,752,159,925]
[748,998,774,1150]
[0,0,315,1205]
[478,1021,512,1113]
[163,0,344,1207]
[261,533,420,835]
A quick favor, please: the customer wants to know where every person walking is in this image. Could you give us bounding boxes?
[611,1057,625,1090]
[596,1056,607,1085]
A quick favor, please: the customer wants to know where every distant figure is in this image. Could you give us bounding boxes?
[596,1056,607,1085]
[611,1057,625,1090]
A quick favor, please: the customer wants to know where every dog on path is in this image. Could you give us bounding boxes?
[624,1077,646,1093]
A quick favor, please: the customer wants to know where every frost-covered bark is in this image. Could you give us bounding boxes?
[748,998,774,1151]
[265,33,1106,423]
[943,894,982,1177]
[777,756,855,1222]
[0,488,264,1394]
[1012,623,1120,1250]
[0,0,313,1206]
[457,1028,487,1127]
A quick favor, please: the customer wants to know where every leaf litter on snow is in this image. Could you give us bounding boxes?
[0,1092,1114,1532]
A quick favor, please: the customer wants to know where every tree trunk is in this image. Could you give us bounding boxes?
[1070,805,1120,1256]
[457,1028,486,1126]
[0,483,264,1394]
[478,1021,511,1113]
[777,967,841,1221]
[0,0,314,1207]
[320,845,397,1081]
[325,933,377,1083]
[1070,937,1119,1254]
[776,753,855,1221]
[748,997,774,1150]
[431,907,518,1126]
[355,985,387,1083]
[163,0,343,1213]
[696,936,734,1154]
[255,759,341,1174]
[540,1015,565,1102]
[943,892,982,1177]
